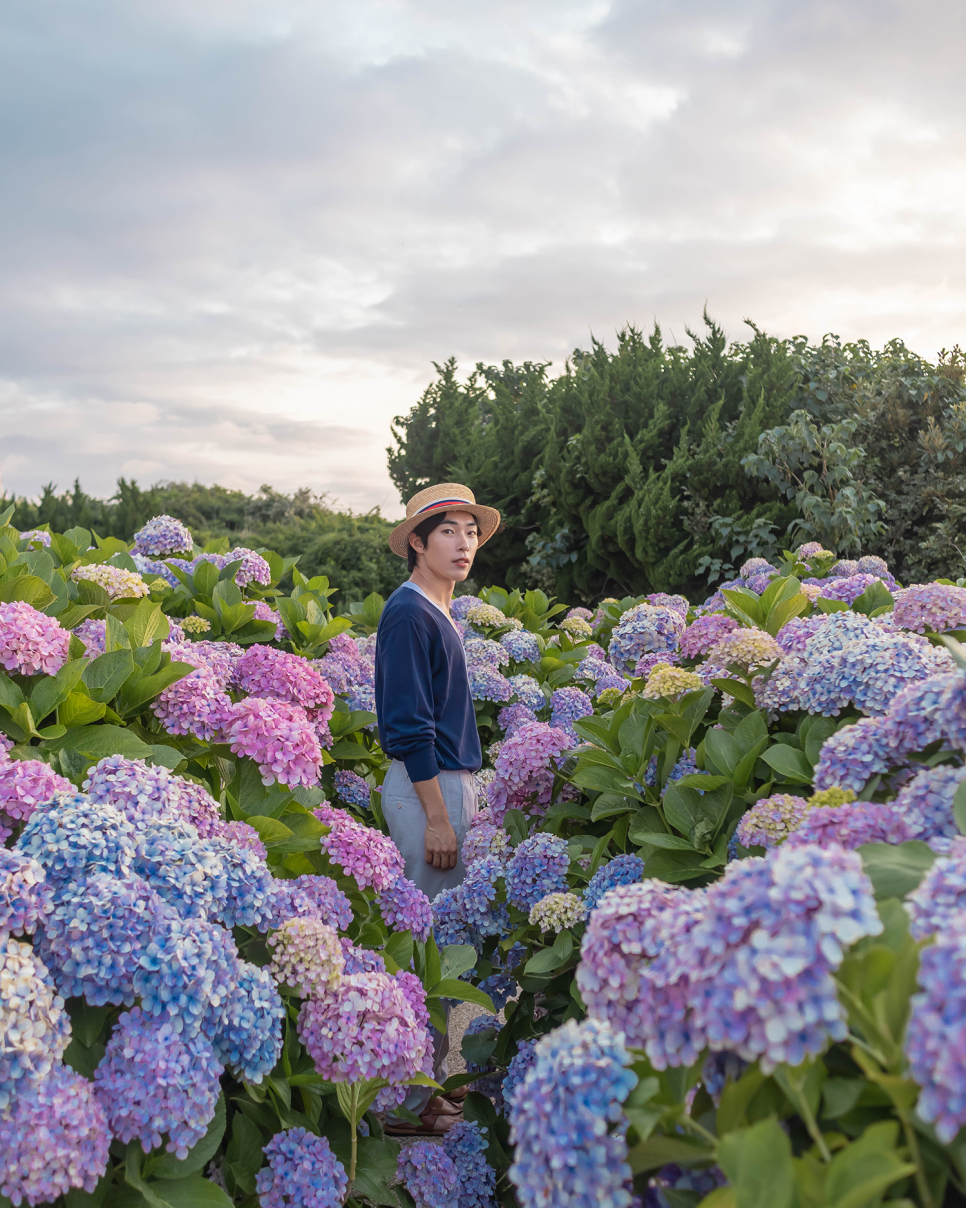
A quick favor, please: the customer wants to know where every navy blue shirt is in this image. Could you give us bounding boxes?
[374,584,482,783]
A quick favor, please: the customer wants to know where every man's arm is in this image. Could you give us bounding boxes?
[411,777,459,870]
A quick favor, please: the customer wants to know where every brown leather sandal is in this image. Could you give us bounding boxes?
[443,1084,470,1103]
[384,1098,463,1136]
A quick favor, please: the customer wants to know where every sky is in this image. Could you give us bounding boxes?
[1,0,964,518]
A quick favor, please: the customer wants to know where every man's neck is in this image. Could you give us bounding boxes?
[408,567,455,613]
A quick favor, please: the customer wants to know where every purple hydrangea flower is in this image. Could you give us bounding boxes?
[813,717,894,793]
[818,573,885,605]
[735,795,811,849]
[891,764,966,844]
[502,1038,538,1112]
[318,808,404,892]
[468,664,513,703]
[0,937,70,1109]
[397,1140,458,1208]
[508,1018,636,1208]
[497,702,538,735]
[442,1119,496,1208]
[0,1064,109,1206]
[462,822,510,868]
[608,604,685,674]
[500,630,542,663]
[883,673,957,755]
[234,645,335,716]
[17,529,52,548]
[0,849,51,936]
[377,875,433,941]
[907,839,966,940]
[894,583,966,634]
[505,833,569,911]
[549,686,593,739]
[269,873,353,930]
[461,855,511,937]
[905,919,966,1142]
[786,802,914,849]
[508,673,545,712]
[152,666,232,742]
[132,514,194,558]
[94,1006,222,1158]
[679,614,739,659]
[489,723,573,824]
[74,617,107,656]
[256,1128,348,1208]
[0,759,73,825]
[577,844,882,1073]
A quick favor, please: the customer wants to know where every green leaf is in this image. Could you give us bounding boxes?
[815,598,850,614]
[423,934,441,988]
[150,1180,233,1208]
[223,1114,263,1196]
[717,1117,794,1208]
[27,658,87,722]
[439,944,478,982]
[116,660,195,715]
[851,580,895,617]
[245,816,295,845]
[123,600,170,649]
[0,573,55,608]
[823,1121,914,1208]
[83,649,136,702]
[637,832,698,851]
[384,930,415,973]
[46,724,153,761]
[149,745,185,770]
[760,744,814,785]
[430,980,495,1011]
[711,678,757,708]
[704,728,741,775]
[721,588,764,626]
[0,670,25,710]
[328,739,371,761]
[627,1133,714,1175]
[859,840,936,899]
[59,691,108,727]
[150,1096,226,1179]
[954,777,966,835]
[764,591,808,635]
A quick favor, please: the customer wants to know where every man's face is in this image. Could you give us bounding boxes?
[412,510,479,580]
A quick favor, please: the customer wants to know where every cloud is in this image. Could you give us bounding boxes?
[1,0,963,512]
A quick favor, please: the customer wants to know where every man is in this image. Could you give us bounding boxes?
[374,482,501,1135]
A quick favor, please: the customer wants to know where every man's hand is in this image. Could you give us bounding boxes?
[424,816,459,870]
[413,776,459,871]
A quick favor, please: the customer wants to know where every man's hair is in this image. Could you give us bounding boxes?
[407,511,478,572]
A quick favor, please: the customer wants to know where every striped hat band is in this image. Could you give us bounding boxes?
[414,498,474,516]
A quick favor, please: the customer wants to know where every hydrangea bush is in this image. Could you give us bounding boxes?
[5,513,966,1207]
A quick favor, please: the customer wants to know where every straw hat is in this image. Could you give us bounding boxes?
[388,483,501,558]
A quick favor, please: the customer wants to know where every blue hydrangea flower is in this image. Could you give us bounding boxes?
[508,1018,636,1208]
[431,886,479,950]
[584,854,644,912]
[35,873,173,1006]
[396,1139,458,1208]
[813,717,894,793]
[549,687,593,739]
[892,764,966,844]
[608,604,685,674]
[442,1120,496,1208]
[478,973,516,1012]
[468,664,513,703]
[461,856,510,938]
[504,833,569,911]
[508,674,546,712]
[256,1127,348,1208]
[204,958,285,1083]
[17,792,136,889]
[333,769,371,810]
[500,631,542,663]
[502,1038,537,1112]
[132,514,194,559]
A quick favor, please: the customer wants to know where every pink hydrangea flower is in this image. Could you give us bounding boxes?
[489,722,574,824]
[152,669,232,742]
[297,971,432,1086]
[233,646,335,719]
[0,603,70,677]
[319,809,404,892]
[225,698,323,788]
[0,760,73,824]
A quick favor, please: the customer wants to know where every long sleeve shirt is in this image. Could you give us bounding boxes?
[374,583,482,782]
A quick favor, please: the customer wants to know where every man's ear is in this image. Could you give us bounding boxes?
[408,532,423,554]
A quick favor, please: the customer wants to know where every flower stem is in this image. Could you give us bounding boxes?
[349,1083,360,1186]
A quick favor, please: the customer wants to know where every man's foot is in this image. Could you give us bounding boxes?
[443,1084,470,1103]
[384,1097,463,1136]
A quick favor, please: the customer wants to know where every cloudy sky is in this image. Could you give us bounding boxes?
[1,0,963,516]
